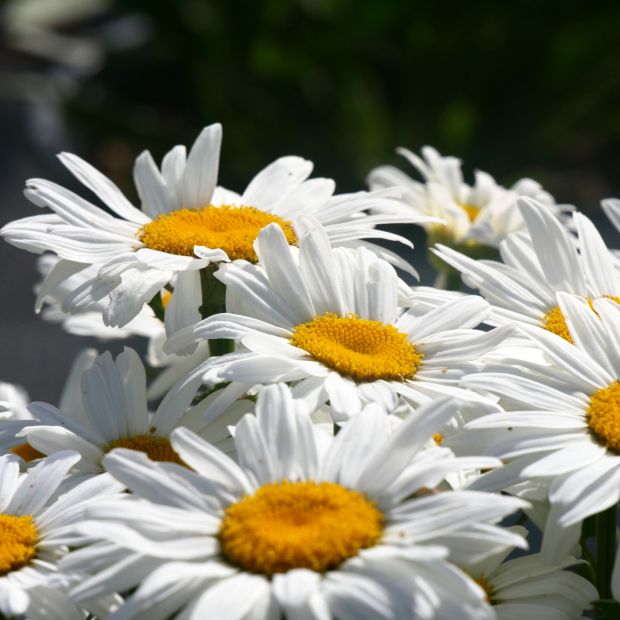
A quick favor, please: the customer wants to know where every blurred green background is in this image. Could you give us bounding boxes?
[64,0,620,202]
[1,0,620,401]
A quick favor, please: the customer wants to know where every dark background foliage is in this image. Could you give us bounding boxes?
[1,0,619,401]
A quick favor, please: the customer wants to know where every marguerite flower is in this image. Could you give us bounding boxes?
[0,451,123,619]
[14,347,250,474]
[459,293,620,579]
[460,528,597,619]
[167,221,511,420]
[66,385,527,620]
[1,123,433,332]
[1,350,97,464]
[433,197,620,343]
[368,145,569,250]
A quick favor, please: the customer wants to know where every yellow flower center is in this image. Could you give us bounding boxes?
[106,435,185,466]
[587,381,620,454]
[474,576,494,604]
[290,313,422,383]
[543,296,620,342]
[139,205,297,261]
[219,481,383,576]
[460,203,480,222]
[10,443,45,463]
[0,514,38,576]
[160,289,172,308]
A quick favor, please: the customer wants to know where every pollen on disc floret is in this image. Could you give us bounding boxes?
[543,295,620,343]
[0,514,38,575]
[588,381,620,454]
[290,313,422,383]
[219,480,383,576]
[106,435,185,466]
[139,204,297,261]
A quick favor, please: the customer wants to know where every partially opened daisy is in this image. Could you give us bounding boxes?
[1,349,97,464]
[0,451,123,619]
[168,221,511,420]
[66,385,526,619]
[368,145,568,250]
[14,347,249,474]
[1,123,433,333]
[460,528,596,619]
[460,293,620,576]
[433,197,620,342]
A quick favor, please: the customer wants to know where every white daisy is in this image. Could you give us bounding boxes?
[14,347,250,474]
[0,451,123,619]
[460,527,597,620]
[459,293,620,575]
[1,123,433,332]
[1,349,97,464]
[368,145,569,249]
[167,221,512,420]
[65,385,527,620]
[433,197,620,343]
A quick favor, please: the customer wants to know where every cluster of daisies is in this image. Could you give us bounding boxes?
[2,122,619,619]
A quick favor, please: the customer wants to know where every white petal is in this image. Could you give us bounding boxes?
[182,124,222,209]
[58,152,149,224]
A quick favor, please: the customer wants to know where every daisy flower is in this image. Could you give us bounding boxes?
[460,528,597,619]
[0,451,123,619]
[1,123,433,332]
[15,347,250,474]
[459,293,620,577]
[1,349,97,464]
[368,145,569,250]
[167,221,512,420]
[433,197,620,343]
[66,385,527,620]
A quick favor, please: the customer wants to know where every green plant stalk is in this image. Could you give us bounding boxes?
[199,266,234,356]
[595,503,618,603]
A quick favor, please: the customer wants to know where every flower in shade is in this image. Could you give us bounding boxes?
[2,123,433,333]
[65,384,526,620]
[14,348,250,474]
[167,221,511,421]
[460,527,596,619]
[34,254,210,401]
[0,451,123,619]
[368,145,569,249]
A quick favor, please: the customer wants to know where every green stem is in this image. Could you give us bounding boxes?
[595,503,617,602]
[208,338,235,357]
[148,293,165,322]
[199,266,235,357]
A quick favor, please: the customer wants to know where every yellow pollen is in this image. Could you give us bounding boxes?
[587,381,620,454]
[460,203,480,222]
[0,514,38,575]
[10,443,45,463]
[290,313,422,382]
[474,576,494,603]
[160,289,172,309]
[433,433,444,445]
[106,435,185,466]
[139,205,297,261]
[543,296,620,342]
[219,481,383,576]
